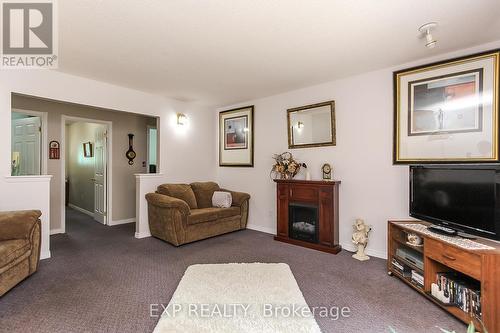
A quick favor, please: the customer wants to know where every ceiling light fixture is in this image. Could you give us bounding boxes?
[418,22,438,49]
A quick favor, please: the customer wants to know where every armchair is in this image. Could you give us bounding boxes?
[0,210,41,296]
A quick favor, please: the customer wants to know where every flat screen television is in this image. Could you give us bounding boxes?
[409,165,500,241]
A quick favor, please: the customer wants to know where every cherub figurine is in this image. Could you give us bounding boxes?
[352,219,372,261]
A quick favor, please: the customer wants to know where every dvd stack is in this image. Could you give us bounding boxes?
[391,258,411,277]
[436,272,481,318]
[411,270,424,289]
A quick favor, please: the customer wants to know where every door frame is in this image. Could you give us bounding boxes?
[61,115,113,232]
[11,108,48,175]
[146,125,156,173]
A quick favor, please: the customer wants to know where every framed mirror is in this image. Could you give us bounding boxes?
[287,100,336,149]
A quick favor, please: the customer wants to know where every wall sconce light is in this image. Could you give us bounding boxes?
[177,113,187,126]
[297,121,304,129]
[419,22,438,49]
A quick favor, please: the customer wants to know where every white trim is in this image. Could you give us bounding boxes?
[68,203,94,217]
[3,175,52,182]
[134,173,164,178]
[61,116,113,233]
[50,228,64,235]
[341,242,387,260]
[135,231,151,239]
[109,218,135,226]
[11,108,48,175]
[40,250,51,260]
[247,224,275,235]
[146,125,156,173]
[247,224,388,259]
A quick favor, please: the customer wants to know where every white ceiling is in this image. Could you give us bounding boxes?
[58,0,500,106]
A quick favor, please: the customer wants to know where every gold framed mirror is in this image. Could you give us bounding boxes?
[287,100,336,149]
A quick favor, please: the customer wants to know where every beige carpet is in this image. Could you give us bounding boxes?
[153,263,321,333]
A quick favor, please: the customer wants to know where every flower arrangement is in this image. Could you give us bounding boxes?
[271,152,303,180]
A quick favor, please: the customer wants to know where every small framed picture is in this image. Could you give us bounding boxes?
[393,49,500,164]
[224,115,248,150]
[83,142,93,158]
[219,106,254,166]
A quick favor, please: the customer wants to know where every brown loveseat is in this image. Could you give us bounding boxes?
[0,210,41,296]
[146,182,250,246]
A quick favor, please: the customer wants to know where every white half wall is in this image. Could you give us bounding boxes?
[216,40,500,259]
[135,173,169,238]
[1,176,52,259]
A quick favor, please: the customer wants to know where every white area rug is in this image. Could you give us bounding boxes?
[153,263,321,333]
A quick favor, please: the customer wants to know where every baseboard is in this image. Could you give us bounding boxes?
[109,218,135,226]
[50,228,64,235]
[342,242,387,260]
[40,250,51,260]
[247,224,275,235]
[68,203,94,217]
[135,231,151,239]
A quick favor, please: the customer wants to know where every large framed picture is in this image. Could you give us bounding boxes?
[393,49,499,164]
[219,106,254,166]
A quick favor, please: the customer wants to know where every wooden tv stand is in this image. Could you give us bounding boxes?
[388,221,500,332]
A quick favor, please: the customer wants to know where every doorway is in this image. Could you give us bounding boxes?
[147,125,158,173]
[62,116,112,230]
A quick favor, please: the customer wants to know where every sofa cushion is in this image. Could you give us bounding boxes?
[157,184,198,209]
[190,182,220,208]
[217,206,240,219]
[0,239,30,268]
[187,207,241,225]
[188,208,219,225]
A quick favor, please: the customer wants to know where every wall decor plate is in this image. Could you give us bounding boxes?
[393,49,500,164]
[219,106,254,167]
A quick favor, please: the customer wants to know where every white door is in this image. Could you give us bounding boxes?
[93,126,107,224]
[11,117,41,175]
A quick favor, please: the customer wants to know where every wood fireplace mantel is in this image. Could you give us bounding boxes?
[274,179,341,254]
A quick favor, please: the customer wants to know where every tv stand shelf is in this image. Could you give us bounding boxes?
[388,220,500,332]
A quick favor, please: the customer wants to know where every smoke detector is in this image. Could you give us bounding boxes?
[419,22,438,49]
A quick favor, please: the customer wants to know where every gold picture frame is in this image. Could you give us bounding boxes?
[287,100,336,149]
[393,49,500,164]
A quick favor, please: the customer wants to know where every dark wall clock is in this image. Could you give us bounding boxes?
[126,133,136,165]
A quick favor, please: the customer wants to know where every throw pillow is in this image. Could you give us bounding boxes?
[212,191,232,208]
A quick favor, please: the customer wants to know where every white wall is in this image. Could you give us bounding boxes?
[12,95,157,229]
[216,40,500,259]
[0,69,215,258]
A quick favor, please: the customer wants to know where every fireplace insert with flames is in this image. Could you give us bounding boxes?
[288,203,318,243]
